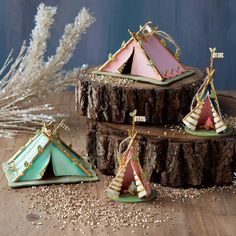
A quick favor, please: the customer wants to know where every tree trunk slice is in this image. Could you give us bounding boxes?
[76,66,204,125]
[87,95,236,187]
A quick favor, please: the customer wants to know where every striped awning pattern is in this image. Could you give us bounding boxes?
[106,160,148,199]
[134,171,147,198]
[182,95,227,134]
[106,166,126,197]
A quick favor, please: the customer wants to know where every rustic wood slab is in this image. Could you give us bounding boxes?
[76,66,204,125]
[87,94,236,187]
[0,92,236,236]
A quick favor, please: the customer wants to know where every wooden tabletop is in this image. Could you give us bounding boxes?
[0,91,236,236]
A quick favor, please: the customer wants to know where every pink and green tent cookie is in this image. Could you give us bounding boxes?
[106,139,151,200]
[95,21,194,85]
[106,111,156,202]
[182,48,231,136]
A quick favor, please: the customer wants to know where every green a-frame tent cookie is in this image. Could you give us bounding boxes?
[2,123,98,188]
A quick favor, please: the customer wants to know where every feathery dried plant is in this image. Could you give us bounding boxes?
[0,3,95,137]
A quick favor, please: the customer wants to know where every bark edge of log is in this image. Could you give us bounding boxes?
[87,121,236,187]
[76,66,204,125]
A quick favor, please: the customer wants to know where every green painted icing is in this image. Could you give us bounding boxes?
[7,175,99,188]
[61,143,95,174]
[184,127,234,137]
[50,143,88,177]
[13,132,49,164]
[93,70,195,86]
[107,189,157,203]
[6,132,50,182]
[18,144,51,182]
[3,131,98,186]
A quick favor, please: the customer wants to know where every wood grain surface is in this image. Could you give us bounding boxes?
[0,92,236,236]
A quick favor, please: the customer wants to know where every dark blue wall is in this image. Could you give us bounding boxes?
[0,0,236,89]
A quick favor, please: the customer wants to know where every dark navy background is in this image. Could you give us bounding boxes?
[0,0,236,89]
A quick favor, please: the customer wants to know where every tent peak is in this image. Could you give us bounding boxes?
[39,119,70,139]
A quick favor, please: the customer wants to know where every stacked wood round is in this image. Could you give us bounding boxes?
[76,66,203,125]
[76,67,236,187]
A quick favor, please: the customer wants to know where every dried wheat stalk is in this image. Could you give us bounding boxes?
[0,3,95,137]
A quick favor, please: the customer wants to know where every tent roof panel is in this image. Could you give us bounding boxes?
[51,143,88,177]
[100,39,135,73]
[52,138,94,177]
[141,35,185,78]
[18,144,51,182]
[130,42,161,79]
[5,133,50,182]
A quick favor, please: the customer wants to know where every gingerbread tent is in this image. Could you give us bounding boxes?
[106,136,151,199]
[95,21,194,85]
[2,122,98,187]
[106,111,156,202]
[182,48,227,134]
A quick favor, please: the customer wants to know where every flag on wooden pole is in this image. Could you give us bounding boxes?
[134,116,146,122]
[212,52,224,59]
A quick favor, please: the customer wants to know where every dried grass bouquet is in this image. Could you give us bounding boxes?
[0,3,95,137]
